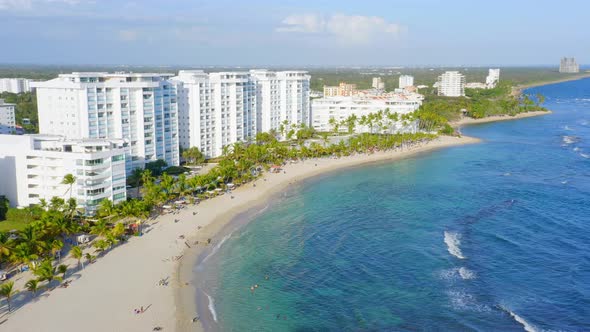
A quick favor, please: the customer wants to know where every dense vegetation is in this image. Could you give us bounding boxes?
[0,92,38,133]
[414,81,548,127]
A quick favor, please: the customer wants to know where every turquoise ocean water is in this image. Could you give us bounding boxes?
[195,79,590,331]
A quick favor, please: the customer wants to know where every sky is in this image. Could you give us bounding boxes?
[0,0,588,66]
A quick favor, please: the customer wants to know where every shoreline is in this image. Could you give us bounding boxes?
[173,135,482,332]
[0,135,479,332]
[451,110,552,127]
[511,72,590,97]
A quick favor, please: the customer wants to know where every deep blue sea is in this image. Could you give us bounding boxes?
[197,79,590,331]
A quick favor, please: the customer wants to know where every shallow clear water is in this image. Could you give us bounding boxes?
[201,79,590,331]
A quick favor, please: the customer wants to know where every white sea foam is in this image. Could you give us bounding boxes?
[444,231,465,259]
[205,292,218,322]
[562,136,579,145]
[500,306,538,332]
[201,233,232,264]
[563,125,574,131]
[458,267,476,280]
[446,290,490,312]
[580,153,590,159]
[573,147,580,151]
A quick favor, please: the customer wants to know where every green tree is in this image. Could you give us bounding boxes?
[70,245,84,270]
[0,196,9,220]
[0,281,17,312]
[61,174,76,199]
[57,264,68,280]
[182,147,205,165]
[33,259,62,284]
[25,279,40,297]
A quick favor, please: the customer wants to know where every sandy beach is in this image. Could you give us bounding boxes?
[0,135,479,332]
[451,110,551,127]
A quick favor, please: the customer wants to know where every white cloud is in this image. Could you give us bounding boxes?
[0,0,32,10]
[276,13,405,44]
[0,0,87,10]
[118,29,138,41]
[276,13,324,33]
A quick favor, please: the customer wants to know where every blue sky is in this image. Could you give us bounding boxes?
[0,0,588,66]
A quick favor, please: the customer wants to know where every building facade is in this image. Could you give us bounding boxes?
[0,78,32,94]
[372,77,385,90]
[0,135,128,214]
[173,70,310,158]
[486,69,500,88]
[0,99,16,134]
[399,75,414,89]
[32,72,180,171]
[311,94,423,134]
[323,82,358,97]
[437,71,465,97]
[559,57,579,73]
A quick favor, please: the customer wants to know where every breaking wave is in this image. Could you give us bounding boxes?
[444,231,465,259]
[499,305,538,332]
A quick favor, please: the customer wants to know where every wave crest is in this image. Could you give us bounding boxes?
[444,231,465,259]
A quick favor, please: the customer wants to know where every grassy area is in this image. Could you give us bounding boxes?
[0,218,33,232]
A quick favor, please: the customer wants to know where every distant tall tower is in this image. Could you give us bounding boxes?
[559,57,579,73]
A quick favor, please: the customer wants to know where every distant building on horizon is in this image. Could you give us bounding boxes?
[437,71,465,97]
[486,69,500,88]
[399,75,414,89]
[0,78,33,94]
[323,82,357,97]
[372,77,385,90]
[560,57,579,73]
[0,99,16,135]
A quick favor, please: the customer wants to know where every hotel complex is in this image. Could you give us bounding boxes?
[0,99,16,134]
[172,69,310,158]
[0,135,128,213]
[311,92,423,134]
[437,71,466,97]
[32,72,180,171]
[486,69,500,88]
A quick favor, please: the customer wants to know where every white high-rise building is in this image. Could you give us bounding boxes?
[173,69,310,158]
[486,69,500,88]
[0,78,32,94]
[437,71,465,97]
[250,70,311,134]
[32,72,180,171]
[0,135,128,214]
[559,57,579,73]
[0,99,16,134]
[399,75,414,89]
[173,70,257,158]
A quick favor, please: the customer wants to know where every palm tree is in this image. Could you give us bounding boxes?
[90,219,111,237]
[61,174,76,199]
[25,279,40,297]
[57,264,68,280]
[0,231,13,260]
[33,259,62,284]
[50,239,64,262]
[10,243,39,268]
[70,245,84,270]
[0,281,17,312]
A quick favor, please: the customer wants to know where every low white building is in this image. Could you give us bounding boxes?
[0,99,16,134]
[0,78,32,94]
[0,135,129,214]
[311,94,422,134]
[486,69,500,88]
[437,71,465,97]
[399,75,414,89]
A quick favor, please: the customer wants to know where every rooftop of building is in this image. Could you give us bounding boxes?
[0,99,16,106]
